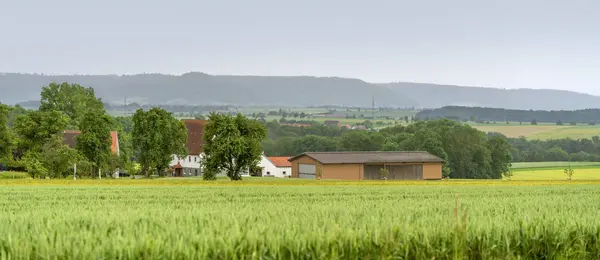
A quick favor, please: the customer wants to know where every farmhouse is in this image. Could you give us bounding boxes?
[169,119,207,177]
[62,130,120,155]
[288,151,444,180]
[258,155,292,177]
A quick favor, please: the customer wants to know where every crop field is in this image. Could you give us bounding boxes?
[471,124,600,140]
[1,179,600,259]
[512,161,600,169]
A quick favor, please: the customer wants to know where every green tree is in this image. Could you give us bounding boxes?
[12,110,69,157]
[76,110,114,177]
[487,135,513,179]
[545,147,569,161]
[0,105,13,159]
[39,82,104,128]
[339,131,384,151]
[132,108,187,177]
[291,135,339,155]
[40,135,81,178]
[203,113,267,181]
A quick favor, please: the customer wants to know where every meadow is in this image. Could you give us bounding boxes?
[471,123,600,140]
[1,179,600,259]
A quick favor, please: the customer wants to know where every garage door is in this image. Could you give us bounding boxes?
[298,164,316,179]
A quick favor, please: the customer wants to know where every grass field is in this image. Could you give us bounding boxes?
[1,178,600,259]
[471,124,600,140]
[512,161,600,169]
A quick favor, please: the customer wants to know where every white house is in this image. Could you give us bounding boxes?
[168,119,249,177]
[258,155,292,178]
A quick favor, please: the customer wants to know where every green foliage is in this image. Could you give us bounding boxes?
[41,135,81,178]
[0,171,30,179]
[545,147,570,161]
[39,82,105,128]
[203,113,267,181]
[22,151,48,178]
[0,104,13,159]
[487,135,513,178]
[12,110,69,156]
[76,110,113,177]
[132,108,187,177]
[339,131,384,151]
[564,166,575,180]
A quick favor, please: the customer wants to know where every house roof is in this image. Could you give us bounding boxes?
[62,130,119,154]
[184,119,208,155]
[267,156,292,167]
[289,151,444,164]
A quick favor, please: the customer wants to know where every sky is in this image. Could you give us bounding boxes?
[1,0,600,94]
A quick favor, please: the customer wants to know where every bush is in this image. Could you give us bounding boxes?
[0,171,30,179]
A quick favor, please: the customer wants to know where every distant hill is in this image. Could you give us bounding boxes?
[381,82,600,110]
[1,73,599,110]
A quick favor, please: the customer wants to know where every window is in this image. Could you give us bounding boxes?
[283,171,287,175]
[267,171,271,175]
[194,156,197,162]
[188,156,191,162]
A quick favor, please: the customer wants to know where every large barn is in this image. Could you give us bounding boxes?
[288,151,444,180]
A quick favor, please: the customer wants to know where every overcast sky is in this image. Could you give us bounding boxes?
[1,0,600,94]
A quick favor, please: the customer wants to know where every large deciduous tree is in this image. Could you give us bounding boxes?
[203,113,267,181]
[0,105,13,159]
[76,110,114,177]
[12,110,69,157]
[39,82,104,128]
[132,108,187,177]
[487,135,513,179]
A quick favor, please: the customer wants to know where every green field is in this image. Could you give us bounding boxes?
[512,161,600,169]
[510,162,600,180]
[471,124,600,140]
[1,179,600,259]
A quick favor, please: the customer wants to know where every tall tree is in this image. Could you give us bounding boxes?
[0,105,13,159]
[76,110,114,177]
[487,135,513,179]
[39,82,104,128]
[12,110,69,157]
[132,108,187,177]
[203,113,267,180]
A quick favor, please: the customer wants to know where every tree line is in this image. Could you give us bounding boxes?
[504,135,600,162]
[0,82,268,181]
[262,120,513,179]
[417,106,600,124]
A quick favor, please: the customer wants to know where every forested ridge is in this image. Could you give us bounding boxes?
[3,72,600,110]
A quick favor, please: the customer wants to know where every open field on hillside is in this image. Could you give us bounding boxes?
[1,179,600,259]
[512,167,600,180]
[512,161,600,169]
[472,124,600,139]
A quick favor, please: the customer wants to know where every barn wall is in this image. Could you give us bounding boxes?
[322,164,362,180]
[290,156,321,178]
[423,163,443,180]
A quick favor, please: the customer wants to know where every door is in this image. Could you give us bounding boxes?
[298,164,316,179]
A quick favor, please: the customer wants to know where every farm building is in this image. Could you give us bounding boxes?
[62,130,120,155]
[288,151,444,180]
[258,155,292,177]
[169,119,207,177]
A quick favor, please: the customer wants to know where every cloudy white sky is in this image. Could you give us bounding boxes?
[1,0,599,94]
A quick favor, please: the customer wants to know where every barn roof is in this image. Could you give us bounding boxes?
[267,156,292,167]
[62,130,120,155]
[183,119,208,155]
[289,151,444,164]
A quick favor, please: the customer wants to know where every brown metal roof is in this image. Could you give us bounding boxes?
[62,130,119,154]
[289,151,444,164]
[184,119,208,155]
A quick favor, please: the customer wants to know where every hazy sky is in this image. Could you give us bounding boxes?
[1,0,600,94]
